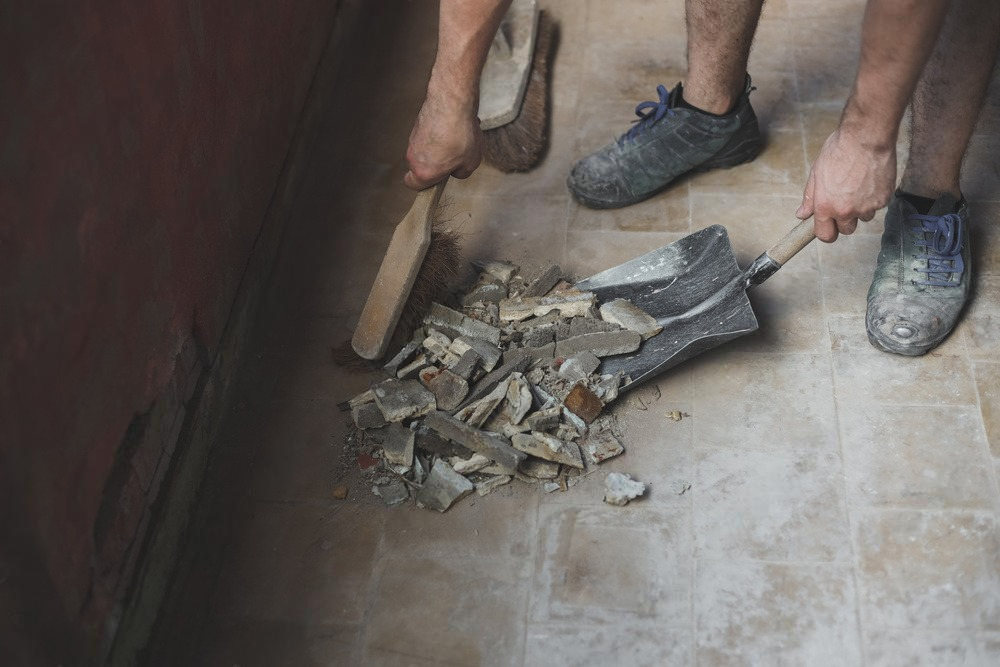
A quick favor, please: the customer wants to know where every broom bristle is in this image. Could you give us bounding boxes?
[482,11,557,173]
[334,212,465,371]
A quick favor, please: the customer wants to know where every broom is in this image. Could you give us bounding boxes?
[481,6,557,172]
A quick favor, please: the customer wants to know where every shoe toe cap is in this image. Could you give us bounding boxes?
[567,154,634,208]
[865,296,954,355]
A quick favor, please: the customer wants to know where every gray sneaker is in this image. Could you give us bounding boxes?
[866,193,971,355]
[567,77,762,209]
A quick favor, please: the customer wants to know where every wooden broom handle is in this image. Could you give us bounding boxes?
[765,219,816,266]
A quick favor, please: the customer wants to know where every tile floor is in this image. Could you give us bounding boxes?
[157,1,1000,665]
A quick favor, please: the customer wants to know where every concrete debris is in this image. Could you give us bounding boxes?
[511,432,584,469]
[332,485,349,500]
[352,401,387,430]
[499,290,596,322]
[373,480,410,506]
[671,479,692,495]
[381,422,415,468]
[415,460,474,512]
[475,474,513,496]
[579,430,625,465]
[604,472,646,506]
[342,262,661,511]
[373,378,436,422]
[599,298,664,340]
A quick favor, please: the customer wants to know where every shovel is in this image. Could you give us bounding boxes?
[574,220,816,391]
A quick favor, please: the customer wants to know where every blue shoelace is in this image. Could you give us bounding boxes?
[621,84,676,144]
[910,212,965,287]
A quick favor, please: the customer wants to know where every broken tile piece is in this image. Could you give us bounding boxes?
[504,373,534,425]
[448,349,481,381]
[461,280,508,306]
[454,376,512,428]
[373,480,410,506]
[426,303,502,346]
[420,368,469,411]
[604,472,646,506]
[381,422,415,468]
[599,298,663,340]
[450,453,493,475]
[351,401,387,430]
[414,427,474,458]
[456,354,531,412]
[423,410,526,474]
[518,456,561,479]
[579,430,625,465]
[523,407,561,432]
[499,290,596,322]
[567,316,623,336]
[563,383,603,423]
[415,460,474,512]
[476,259,519,283]
[475,474,513,496]
[383,340,421,376]
[558,351,601,382]
[522,264,563,297]
[543,481,562,493]
[554,330,642,358]
[396,354,429,380]
[450,336,502,372]
[373,378,436,422]
[511,432,584,469]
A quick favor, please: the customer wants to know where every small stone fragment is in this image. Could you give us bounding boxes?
[554,330,642,358]
[415,460,474,512]
[457,354,531,411]
[420,368,469,411]
[599,298,664,340]
[503,343,555,367]
[671,479,692,495]
[383,340,421,376]
[423,410,527,474]
[351,401,387,430]
[568,316,623,336]
[523,407,561,432]
[381,422,415,468]
[476,259,519,283]
[604,472,646,506]
[357,453,379,470]
[426,303,502,346]
[563,383,604,423]
[397,354,429,380]
[449,349,481,381]
[373,480,410,506]
[332,485,349,500]
[455,376,512,428]
[475,474,513,496]
[348,389,376,409]
[373,378,436,422]
[595,372,624,403]
[558,351,601,382]
[504,373,534,425]
[518,456,561,479]
[414,427,474,458]
[522,265,563,298]
[499,290,596,322]
[543,481,562,493]
[666,410,684,422]
[450,453,493,474]
[511,432,584,469]
[461,281,508,306]
[579,430,625,465]
[450,336,503,372]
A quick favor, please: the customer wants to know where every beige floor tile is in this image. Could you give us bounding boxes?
[530,505,691,625]
[583,0,686,48]
[852,510,1000,630]
[569,185,691,234]
[524,621,692,667]
[975,362,1000,458]
[689,129,807,197]
[563,229,686,278]
[863,628,987,667]
[694,559,863,666]
[962,275,1000,362]
[830,317,977,405]
[746,69,802,133]
[817,232,882,317]
[748,17,796,74]
[211,502,384,626]
[362,556,530,667]
[693,447,851,562]
[839,404,998,511]
[690,352,839,453]
[963,135,1000,202]
[794,47,859,106]
[970,202,1000,277]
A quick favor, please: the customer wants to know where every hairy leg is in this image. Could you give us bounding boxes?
[900,0,1000,199]
[684,0,766,114]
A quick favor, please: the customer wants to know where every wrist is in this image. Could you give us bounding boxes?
[838,98,899,154]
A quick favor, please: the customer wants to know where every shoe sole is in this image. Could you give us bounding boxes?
[569,127,764,210]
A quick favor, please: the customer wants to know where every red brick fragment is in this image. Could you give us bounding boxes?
[564,383,603,423]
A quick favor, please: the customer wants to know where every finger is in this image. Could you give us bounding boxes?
[403,170,426,191]
[813,215,839,243]
[796,178,816,219]
[837,218,859,236]
[859,210,876,222]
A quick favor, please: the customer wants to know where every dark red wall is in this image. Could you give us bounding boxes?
[0,0,339,656]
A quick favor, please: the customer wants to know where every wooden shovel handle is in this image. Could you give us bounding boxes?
[766,219,816,266]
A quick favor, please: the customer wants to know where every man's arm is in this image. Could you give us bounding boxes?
[404,0,513,190]
[796,0,951,242]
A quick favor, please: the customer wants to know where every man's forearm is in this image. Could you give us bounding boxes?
[840,0,950,147]
[427,0,514,118]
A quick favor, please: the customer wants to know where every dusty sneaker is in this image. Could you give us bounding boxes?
[866,192,971,355]
[566,77,762,209]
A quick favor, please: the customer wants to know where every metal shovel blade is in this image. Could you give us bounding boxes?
[575,224,758,389]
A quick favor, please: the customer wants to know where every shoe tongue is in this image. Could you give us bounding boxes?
[927,194,960,217]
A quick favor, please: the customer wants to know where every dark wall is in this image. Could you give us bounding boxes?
[0,0,341,658]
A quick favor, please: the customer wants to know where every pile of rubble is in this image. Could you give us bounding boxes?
[344,261,662,511]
